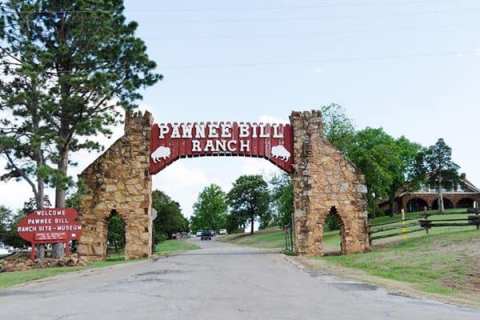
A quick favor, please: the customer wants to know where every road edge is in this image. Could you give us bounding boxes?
[282,255,480,309]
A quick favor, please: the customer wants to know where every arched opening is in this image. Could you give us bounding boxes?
[323,207,344,255]
[153,157,284,236]
[406,198,429,212]
[457,198,475,209]
[431,198,454,210]
[106,210,126,259]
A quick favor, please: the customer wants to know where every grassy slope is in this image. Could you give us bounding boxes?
[221,228,285,249]
[0,240,200,289]
[222,209,476,251]
[323,230,480,296]
[222,210,480,298]
[154,239,200,255]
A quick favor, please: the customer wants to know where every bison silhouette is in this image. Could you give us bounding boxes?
[271,145,291,161]
[151,146,171,163]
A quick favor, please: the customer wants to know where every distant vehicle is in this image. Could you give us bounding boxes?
[219,229,227,235]
[0,247,9,256]
[196,231,202,237]
[200,230,212,240]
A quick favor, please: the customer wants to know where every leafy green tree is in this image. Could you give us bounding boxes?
[270,174,293,227]
[386,137,422,214]
[191,184,227,233]
[0,206,11,240]
[227,175,270,234]
[344,128,400,215]
[0,0,53,212]
[1,0,161,257]
[152,190,189,243]
[344,129,423,216]
[106,212,125,253]
[320,104,355,153]
[2,209,28,248]
[414,138,460,212]
[224,212,245,234]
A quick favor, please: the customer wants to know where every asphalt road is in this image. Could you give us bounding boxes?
[0,239,479,320]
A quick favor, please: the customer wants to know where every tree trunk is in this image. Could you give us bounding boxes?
[36,163,46,260]
[52,149,69,259]
[439,191,445,213]
[33,116,46,260]
[438,177,445,213]
[250,216,254,235]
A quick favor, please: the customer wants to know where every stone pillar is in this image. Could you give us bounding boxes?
[78,111,153,260]
[290,110,369,255]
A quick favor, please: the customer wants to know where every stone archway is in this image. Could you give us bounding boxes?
[290,111,369,255]
[78,109,369,260]
[78,112,153,260]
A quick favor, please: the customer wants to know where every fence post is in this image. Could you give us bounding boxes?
[401,209,408,240]
[368,225,372,246]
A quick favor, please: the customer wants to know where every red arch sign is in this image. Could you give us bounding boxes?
[149,122,294,174]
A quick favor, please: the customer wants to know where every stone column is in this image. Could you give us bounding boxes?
[78,111,153,260]
[290,110,369,255]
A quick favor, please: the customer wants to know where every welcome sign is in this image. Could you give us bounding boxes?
[149,122,294,174]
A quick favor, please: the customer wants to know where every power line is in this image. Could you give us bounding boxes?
[159,50,480,70]
[150,23,476,41]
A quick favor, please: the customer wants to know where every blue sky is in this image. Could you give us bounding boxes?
[1,0,479,216]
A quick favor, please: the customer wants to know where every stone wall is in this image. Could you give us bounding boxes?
[77,111,153,260]
[290,111,370,255]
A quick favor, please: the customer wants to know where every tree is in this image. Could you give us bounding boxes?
[269,174,293,227]
[320,104,355,153]
[152,190,189,244]
[345,130,424,216]
[386,136,422,215]
[1,0,161,257]
[224,212,245,234]
[227,175,270,234]
[0,206,11,240]
[106,212,125,254]
[0,0,53,212]
[414,138,460,212]
[1,208,28,248]
[191,184,227,233]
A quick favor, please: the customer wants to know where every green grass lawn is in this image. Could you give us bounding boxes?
[321,229,480,297]
[0,266,84,289]
[0,240,200,289]
[222,210,477,252]
[0,254,132,289]
[220,228,286,249]
[221,210,480,299]
[154,239,200,255]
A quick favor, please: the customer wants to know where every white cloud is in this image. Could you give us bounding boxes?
[240,158,282,179]
[258,114,285,123]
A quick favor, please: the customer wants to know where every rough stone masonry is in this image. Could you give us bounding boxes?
[78,112,153,260]
[78,110,369,260]
[290,110,369,255]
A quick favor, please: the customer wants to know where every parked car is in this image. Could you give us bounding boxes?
[196,231,203,237]
[219,229,227,235]
[200,230,212,240]
[0,247,10,256]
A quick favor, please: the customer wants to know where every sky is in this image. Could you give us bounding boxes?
[1,0,480,217]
